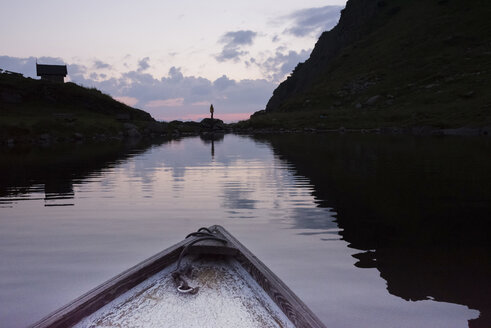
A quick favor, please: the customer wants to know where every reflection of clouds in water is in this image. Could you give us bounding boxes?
[171,167,187,179]
[172,177,185,198]
[104,135,338,232]
[254,154,339,231]
[125,136,275,183]
[221,181,257,210]
[141,174,155,186]
[114,135,280,210]
[124,138,213,181]
[123,135,278,202]
[114,136,340,233]
[99,177,115,189]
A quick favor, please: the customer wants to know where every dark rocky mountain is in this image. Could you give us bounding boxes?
[266,0,383,111]
[261,0,491,129]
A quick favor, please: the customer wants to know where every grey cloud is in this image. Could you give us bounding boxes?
[0,56,36,77]
[93,60,111,69]
[216,30,257,62]
[168,66,184,82]
[190,80,213,98]
[123,70,155,85]
[67,63,88,80]
[284,6,342,37]
[2,56,276,121]
[220,30,257,46]
[222,181,257,210]
[254,48,312,82]
[84,64,274,116]
[244,57,257,68]
[277,50,312,76]
[213,75,236,90]
[218,78,273,106]
[216,47,248,62]
[137,57,150,72]
[0,56,65,78]
[88,72,108,81]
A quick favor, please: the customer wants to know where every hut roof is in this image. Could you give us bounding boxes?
[36,64,67,76]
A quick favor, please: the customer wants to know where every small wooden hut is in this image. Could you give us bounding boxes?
[36,63,67,83]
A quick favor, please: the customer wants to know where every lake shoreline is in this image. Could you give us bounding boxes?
[232,125,491,137]
[0,118,231,147]
[3,123,491,148]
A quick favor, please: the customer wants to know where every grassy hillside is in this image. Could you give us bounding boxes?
[0,71,157,143]
[243,0,491,130]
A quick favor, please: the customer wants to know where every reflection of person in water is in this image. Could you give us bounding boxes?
[210,104,214,119]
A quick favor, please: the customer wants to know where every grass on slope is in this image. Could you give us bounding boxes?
[0,72,154,140]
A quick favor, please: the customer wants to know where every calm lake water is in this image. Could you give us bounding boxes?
[1,134,490,328]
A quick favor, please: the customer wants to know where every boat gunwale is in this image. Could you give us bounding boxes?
[30,225,326,328]
[30,237,188,328]
[214,225,326,328]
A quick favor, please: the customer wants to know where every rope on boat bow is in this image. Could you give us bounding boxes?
[172,227,227,295]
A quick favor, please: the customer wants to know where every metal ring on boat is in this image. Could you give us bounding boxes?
[177,284,196,294]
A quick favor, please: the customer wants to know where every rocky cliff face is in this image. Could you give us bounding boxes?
[264,0,491,122]
[266,0,384,112]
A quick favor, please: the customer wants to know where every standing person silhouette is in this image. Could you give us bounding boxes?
[210,104,214,120]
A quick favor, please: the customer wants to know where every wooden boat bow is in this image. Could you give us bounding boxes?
[31,225,326,328]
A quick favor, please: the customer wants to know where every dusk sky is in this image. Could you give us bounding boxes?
[0,0,346,122]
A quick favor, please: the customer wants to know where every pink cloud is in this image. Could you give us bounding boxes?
[146,98,184,108]
[114,96,139,107]
[219,113,252,122]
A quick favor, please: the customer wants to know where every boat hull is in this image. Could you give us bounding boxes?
[30,225,326,328]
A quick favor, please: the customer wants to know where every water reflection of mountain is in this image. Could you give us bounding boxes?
[0,140,167,207]
[255,134,491,328]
